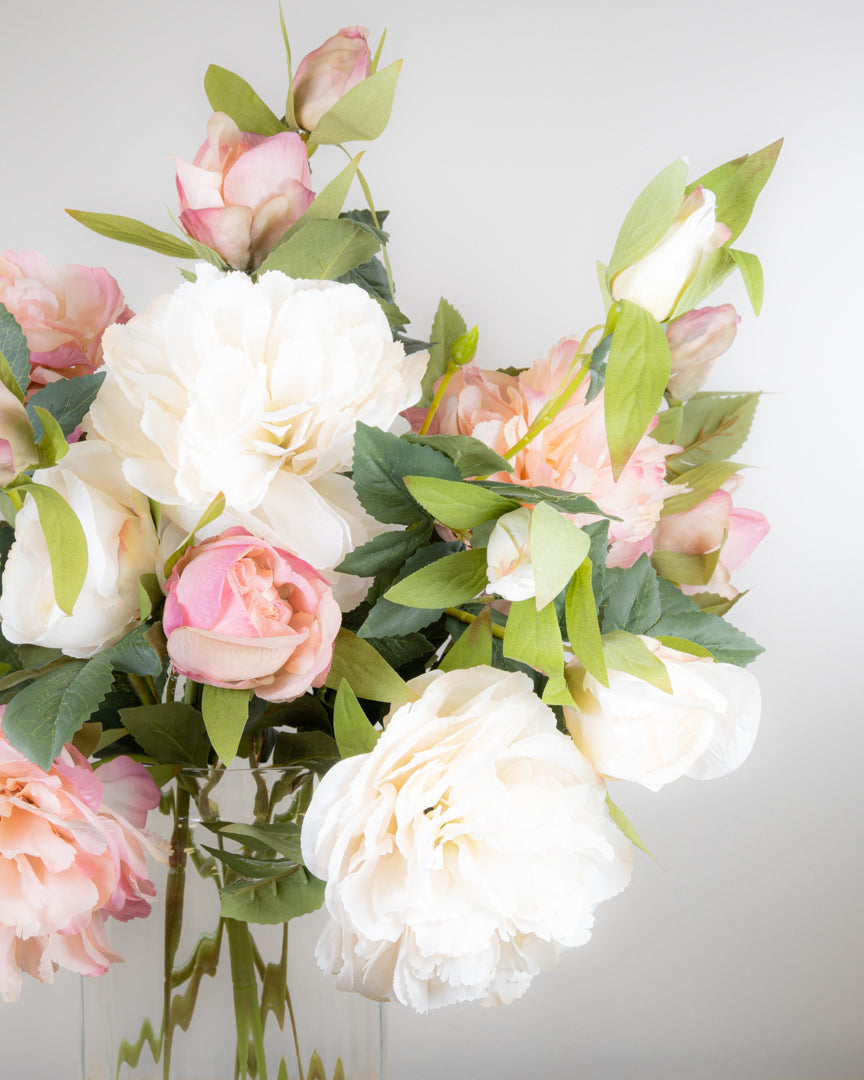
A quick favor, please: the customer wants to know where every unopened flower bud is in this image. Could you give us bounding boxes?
[666,304,739,400]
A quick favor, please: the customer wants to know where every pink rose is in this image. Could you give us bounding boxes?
[0,721,164,1000]
[422,340,686,567]
[292,27,372,132]
[666,304,740,400]
[163,527,341,702]
[652,475,769,599]
[175,113,315,272]
[0,250,132,392]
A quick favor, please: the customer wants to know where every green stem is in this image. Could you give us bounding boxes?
[225,919,269,1080]
[162,785,191,1080]
[445,606,505,638]
[419,361,459,435]
[129,671,158,706]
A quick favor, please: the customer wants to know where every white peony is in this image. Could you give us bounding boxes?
[485,507,535,601]
[301,665,633,1013]
[0,441,159,658]
[564,637,760,791]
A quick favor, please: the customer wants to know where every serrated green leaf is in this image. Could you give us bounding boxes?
[100,622,163,677]
[651,548,720,587]
[602,630,672,693]
[687,139,783,245]
[359,541,459,638]
[204,64,285,136]
[660,461,743,517]
[65,210,196,258]
[403,475,519,530]
[336,521,433,578]
[215,821,304,861]
[440,607,494,673]
[728,248,764,315]
[258,218,380,280]
[334,680,379,758]
[530,501,590,611]
[605,301,670,479]
[653,403,683,445]
[119,703,210,767]
[503,597,564,676]
[325,629,415,704]
[201,684,251,767]
[565,559,608,686]
[422,298,467,406]
[202,846,291,879]
[219,865,325,924]
[668,392,759,472]
[607,158,689,281]
[384,547,488,608]
[647,580,763,666]
[404,434,513,479]
[16,482,87,615]
[471,481,610,518]
[600,555,662,635]
[26,372,105,442]
[0,303,30,398]
[0,661,86,768]
[308,60,402,145]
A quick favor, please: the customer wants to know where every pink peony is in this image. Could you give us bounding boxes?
[0,721,165,1000]
[163,527,341,702]
[666,304,740,400]
[0,250,132,392]
[423,339,686,567]
[175,113,315,272]
[292,27,372,132]
[652,475,769,599]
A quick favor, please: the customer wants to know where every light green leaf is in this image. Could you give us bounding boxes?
[359,541,458,639]
[422,297,467,406]
[278,2,297,128]
[604,301,670,479]
[607,158,689,281]
[503,598,564,676]
[309,60,402,145]
[403,475,519,530]
[565,559,608,686]
[541,672,578,707]
[652,404,683,445]
[0,303,30,399]
[668,392,759,472]
[258,218,380,279]
[204,64,285,136]
[660,461,743,517]
[384,547,488,608]
[65,210,196,258]
[325,629,416,704]
[530,501,590,611]
[651,548,720,587]
[162,492,226,578]
[728,248,764,315]
[334,680,379,758]
[669,246,736,320]
[274,155,363,249]
[33,406,68,467]
[602,630,672,693]
[606,793,656,860]
[16,483,87,615]
[653,635,715,659]
[201,684,251,767]
[440,607,494,673]
[687,139,783,244]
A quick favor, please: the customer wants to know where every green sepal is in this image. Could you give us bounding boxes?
[503,598,564,677]
[333,680,379,758]
[14,482,87,615]
[440,607,494,672]
[0,303,30,399]
[258,217,380,280]
[384,547,488,608]
[201,684,252,767]
[606,158,689,282]
[529,501,590,611]
[308,59,402,145]
[324,629,416,704]
[565,559,608,686]
[138,573,163,621]
[403,475,519,530]
[728,248,764,315]
[65,210,196,258]
[601,630,672,693]
[204,64,286,136]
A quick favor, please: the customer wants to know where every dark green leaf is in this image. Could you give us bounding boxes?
[214,821,304,861]
[600,555,662,635]
[0,303,30,397]
[336,520,432,578]
[220,865,325,923]
[99,622,163,677]
[119,703,210,767]
[359,542,460,637]
[270,730,340,775]
[26,372,105,442]
[471,481,611,518]
[647,578,764,665]
[404,434,513,479]
[1,661,86,768]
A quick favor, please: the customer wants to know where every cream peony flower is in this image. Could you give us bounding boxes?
[564,637,761,791]
[301,666,633,1013]
[0,441,159,658]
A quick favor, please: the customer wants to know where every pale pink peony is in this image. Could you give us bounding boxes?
[176,113,315,272]
[0,721,165,1000]
[163,527,341,702]
[666,304,740,400]
[652,475,769,599]
[293,27,372,132]
[423,339,686,567]
[0,250,132,391]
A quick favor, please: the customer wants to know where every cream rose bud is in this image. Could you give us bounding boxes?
[0,383,37,485]
[611,187,732,322]
[301,666,633,1013]
[666,304,740,400]
[486,507,535,600]
[564,637,760,791]
[0,441,159,658]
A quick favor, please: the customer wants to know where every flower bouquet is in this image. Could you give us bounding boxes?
[0,18,778,1080]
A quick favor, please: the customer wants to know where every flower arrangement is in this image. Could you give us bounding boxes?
[0,16,778,1076]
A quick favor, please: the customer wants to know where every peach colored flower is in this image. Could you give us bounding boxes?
[0,250,132,391]
[176,113,315,271]
[424,339,686,567]
[293,27,372,132]
[0,723,165,1000]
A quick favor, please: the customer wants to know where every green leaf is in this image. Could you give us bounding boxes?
[138,572,163,621]
[216,820,304,861]
[308,60,402,145]
[440,607,494,672]
[669,246,736,320]
[278,2,297,128]
[270,730,340,775]
[219,866,325,924]
[600,555,662,635]
[203,64,285,136]
[0,303,30,398]
[660,461,743,517]
[65,210,196,258]
[471,481,610,518]
[100,622,163,677]
[687,138,783,245]
[602,630,672,693]
[258,218,380,280]
[324,629,416,704]
[529,501,590,611]
[33,406,68,467]
[336,521,433,578]
[276,155,363,246]
[1,661,86,768]
[653,635,715,659]
[201,684,251,766]
[728,248,764,315]
[403,476,519,530]
[422,298,467,406]
[361,632,432,670]
[359,542,459,638]
[503,597,564,676]
[607,158,689,281]
[651,548,720,587]
[384,547,488,608]
[26,372,105,442]
[668,392,759,472]
[351,424,461,526]
[606,793,655,860]
[565,559,608,686]
[604,301,670,479]
[119,703,210,767]
[404,434,513,479]
[16,483,87,615]
[334,680,379,758]
[653,403,683,446]
[202,846,291,879]
[162,492,226,578]
[648,580,763,666]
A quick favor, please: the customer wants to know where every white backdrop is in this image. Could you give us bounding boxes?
[0,1,861,1077]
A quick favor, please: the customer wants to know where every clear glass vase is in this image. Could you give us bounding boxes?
[80,764,384,1080]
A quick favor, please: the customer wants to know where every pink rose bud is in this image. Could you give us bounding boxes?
[666,304,740,400]
[0,382,37,484]
[292,27,372,132]
[175,113,315,272]
[611,187,732,322]
[163,527,341,702]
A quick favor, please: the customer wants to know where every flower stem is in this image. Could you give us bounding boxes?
[419,361,459,435]
[445,606,505,639]
[129,671,158,706]
[162,784,190,1080]
[225,918,270,1080]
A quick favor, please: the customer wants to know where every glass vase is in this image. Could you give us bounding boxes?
[80,764,384,1080]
